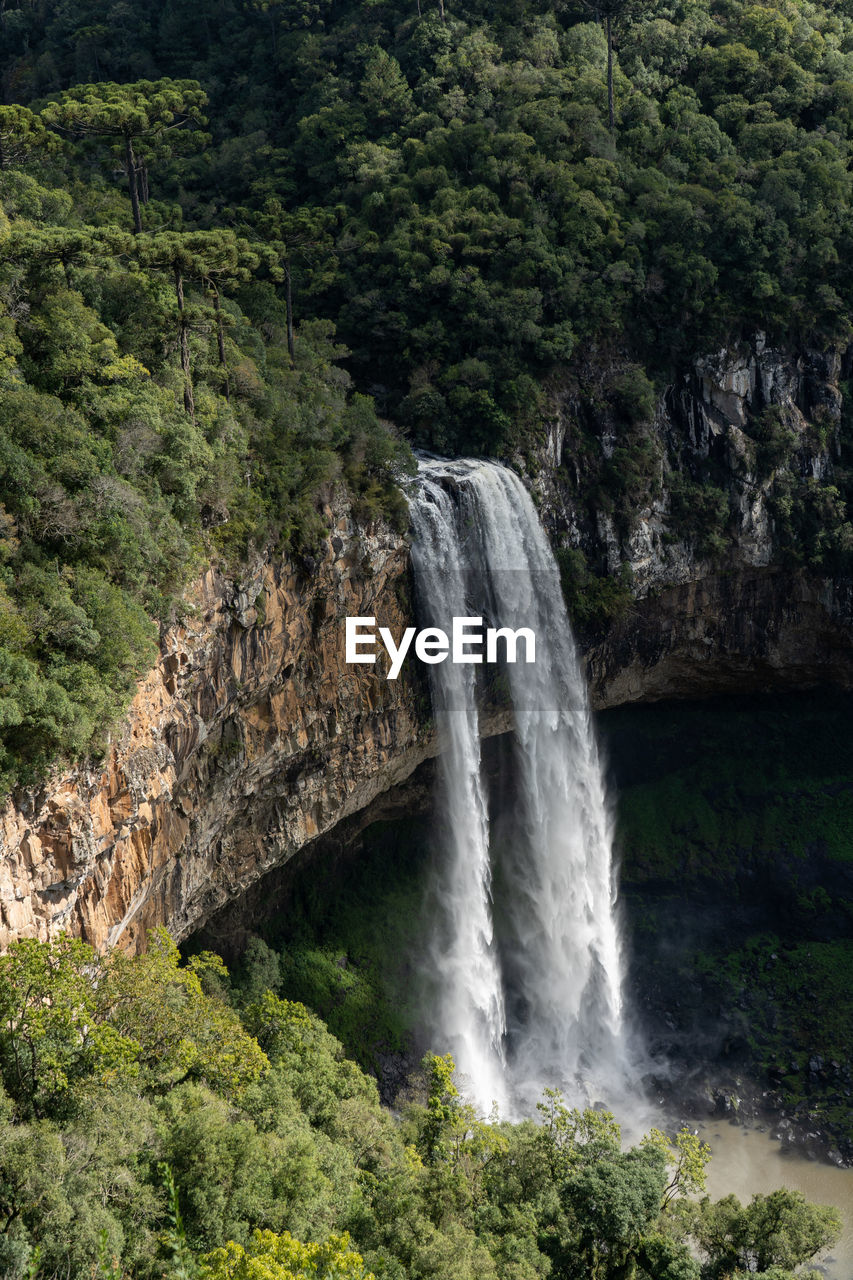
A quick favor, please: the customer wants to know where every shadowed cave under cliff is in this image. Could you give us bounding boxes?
[189,690,853,1162]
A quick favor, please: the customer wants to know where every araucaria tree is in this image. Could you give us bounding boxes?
[582,0,639,129]
[133,229,269,416]
[42,79,208,234]
[0,105,59,172]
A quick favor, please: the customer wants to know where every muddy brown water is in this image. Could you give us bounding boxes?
[698,1123,853,1280]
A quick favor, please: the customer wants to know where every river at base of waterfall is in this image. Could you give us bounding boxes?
[697,1123,853,1280]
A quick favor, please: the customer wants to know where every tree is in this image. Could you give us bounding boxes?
[692,1189,841,1278]
[5,226,127,286]
[129,231,241,416]
[243,991,377,1129]
[642,1127,712,1211]
[414,1051,508,1200]
[0,931,267,1119]
[200,1229,375,1280]
[238,200,338,362]
[582,0,636,129]
[130,229,272,414]
[178,230,273,401]
[560,1146,669,1280]
[191,231,281,401]
[42,79,208,234]
[536,1088,622,1180]
[102,929,269,1098]
[421,1052,461,1164]
[133,232,200,416]
[0,106,59,172]
[0,936,137,1120]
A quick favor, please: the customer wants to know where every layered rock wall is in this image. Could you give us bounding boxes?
[0,510,432,952]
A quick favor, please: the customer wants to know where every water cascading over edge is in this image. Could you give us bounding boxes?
[409,456,630,1118]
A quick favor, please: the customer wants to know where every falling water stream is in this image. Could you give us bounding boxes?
[409,466,509,1114]
[410,456,630,1117]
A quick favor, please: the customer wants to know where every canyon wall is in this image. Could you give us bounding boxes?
[0,514,435,953]
[534,334,853,702]
[3,339,853,953]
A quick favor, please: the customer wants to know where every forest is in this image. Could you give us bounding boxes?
[2,0,853,1274]
[0,929,841,1279]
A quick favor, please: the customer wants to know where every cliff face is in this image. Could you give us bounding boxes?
[534,335,844,590]
[3,340,853,953]
[0,509,435,953]
[587,568,853,706]
[534,334,853,700]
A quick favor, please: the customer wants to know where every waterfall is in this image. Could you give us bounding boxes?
[409,456,629,1117]
[410,470,510,1116]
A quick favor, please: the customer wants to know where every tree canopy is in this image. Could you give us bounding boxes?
[0,932,840,1280]
[2,0,853,808]
[42,79,208,232]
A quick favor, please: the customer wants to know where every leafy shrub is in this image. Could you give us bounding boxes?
[611,366,657,424]
[555,547,633,634]
[668,476,730,558]
[751,406,799,478]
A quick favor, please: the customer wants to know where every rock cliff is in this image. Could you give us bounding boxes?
[534,334,853,699]
[0,508,435,953]
[3,339,853,954]
[534,334,845,592]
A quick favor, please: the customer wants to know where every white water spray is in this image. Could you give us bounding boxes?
[410,456,630,1117]
[410,471,510,1115]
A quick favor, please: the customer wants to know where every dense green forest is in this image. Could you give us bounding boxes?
[3,0,853,785]
[0,929,841,1279]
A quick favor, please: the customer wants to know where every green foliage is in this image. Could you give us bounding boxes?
[200,1230,374,1280]
[0,16,851,1273]
[769,475,853,570]
[105,931,269,1098]
[42,78,207,146]
[0,106,60,172]
[555,548,633,633]
[42,79,208,233]
[0,928,266,1121]
[224,819,431,1074]
[668,475,730,558]
[689,1189,841,1278]
[751,407,799,479]
[599,427,663,526]
[0,937,135,1120]
[0,145,413,793]
[0,931,840,1280]
[338,393,417,530]
[559,1145,669,1280]
[158,1162,198,1280]
[535,1088,623,1180]
[642,1127,712,1210]
[4,0,848,456]
[716,936,853,1092]
[611,366,656,424]
[420,1051,462,1162]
